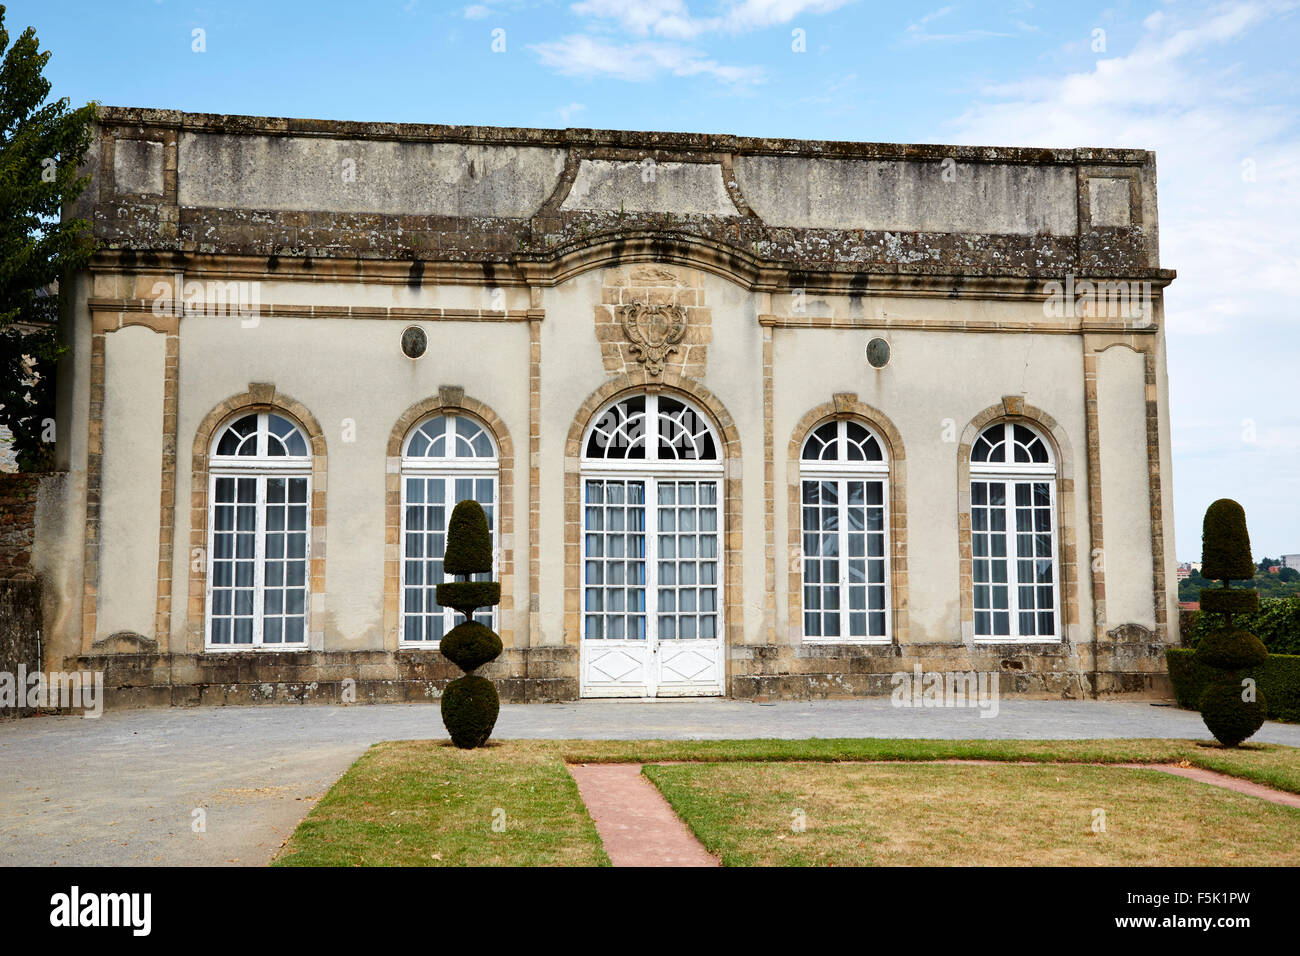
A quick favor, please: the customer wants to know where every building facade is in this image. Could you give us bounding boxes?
[33,108,1179,706]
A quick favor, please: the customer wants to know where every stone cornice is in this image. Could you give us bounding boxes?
[98,106,1152,166]
[88,237,1175,292]
[85,109,1173,283]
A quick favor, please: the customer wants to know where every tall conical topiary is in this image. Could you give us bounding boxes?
[1194,499,1267,747]
[435,499,503,749]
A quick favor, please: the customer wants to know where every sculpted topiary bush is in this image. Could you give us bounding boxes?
[438,675,500,750]
[1194,499,1268,747]
[1194,629,1267,672]
[434,499,502,749]
[1200,499,1256,583]
[1199,680,1268,747]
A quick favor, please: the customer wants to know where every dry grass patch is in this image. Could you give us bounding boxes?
[643,761,1300,867]
[274,740,608,867]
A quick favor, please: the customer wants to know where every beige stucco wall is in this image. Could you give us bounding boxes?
[96,325,165,639]
[40,261,1173,675]
[771,321,1092,645]
[169,294,530,652]
[1096,344,1156,627]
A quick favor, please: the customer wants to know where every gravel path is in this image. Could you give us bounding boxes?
[3,698,1297,866]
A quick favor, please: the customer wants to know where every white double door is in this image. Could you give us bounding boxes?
[580,474,724,697]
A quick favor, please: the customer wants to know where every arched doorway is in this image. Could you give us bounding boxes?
[579,392,725,696]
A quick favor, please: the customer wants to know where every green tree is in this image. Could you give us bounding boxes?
[0,5,96,470]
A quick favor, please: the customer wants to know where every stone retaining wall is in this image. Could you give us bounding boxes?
[0,474,41,581]
[64,646,578,709]
[0,579,41,718]
[728,634,1170,701]
[64,637,1170,709]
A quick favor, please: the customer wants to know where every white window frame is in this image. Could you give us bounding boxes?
[798,419,892,645]
[969,421,1061,644]
[580,394,725,646]
[398,413,499,648]
[205,412,312,651]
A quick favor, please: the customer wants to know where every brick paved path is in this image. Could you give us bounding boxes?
[569,764,718,866]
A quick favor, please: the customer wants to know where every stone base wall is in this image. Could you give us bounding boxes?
[65,635,1171,710]
[1,579,41,718]
[728,638,1171,701]
[64,646,579,710]
[0,473,41,581]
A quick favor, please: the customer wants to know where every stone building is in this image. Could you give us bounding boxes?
[31,107,1178,705]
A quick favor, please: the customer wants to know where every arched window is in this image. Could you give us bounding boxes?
[799,420,890,641]
[580,393,724,696]
[207,412,312,647]
[400,413,498,644]
[969,421,1059,641]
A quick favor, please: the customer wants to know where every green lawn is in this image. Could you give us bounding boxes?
[643,761,1300,866]
[273,737,1300,867]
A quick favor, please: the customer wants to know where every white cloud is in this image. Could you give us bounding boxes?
[571,0,712,39]
[533,0,858,83]
[557,101,587,123]
[563,0,857,41]
[901,4,1040,43]
[464,4,491,19]
[531,33,762,84]
[720,0,857,32]
[943,0,1300,556]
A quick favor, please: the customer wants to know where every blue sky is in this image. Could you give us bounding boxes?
[11,0,1299,561]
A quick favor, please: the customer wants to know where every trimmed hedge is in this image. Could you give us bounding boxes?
[1201,498,1256,582]
[439,621,503,673]
[1199,588,1259,618]
[1185,596,1300,655]
[1195,629,1268,671]
[1166,648,1300,722]
[435,581,501,616]
[1199,678,1267,747]
[444,500,493,575]
[441,675,500,749]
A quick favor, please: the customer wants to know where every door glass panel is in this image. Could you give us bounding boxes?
[210,475,261,645]
[263,476,309,645]
[656,480,720,642]
[971,479,1007,638]
[972,478,1055,639]
[583,479,647,640]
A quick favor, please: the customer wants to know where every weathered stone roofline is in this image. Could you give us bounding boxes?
[80,106,1174,288]
[98,106,1152,166]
